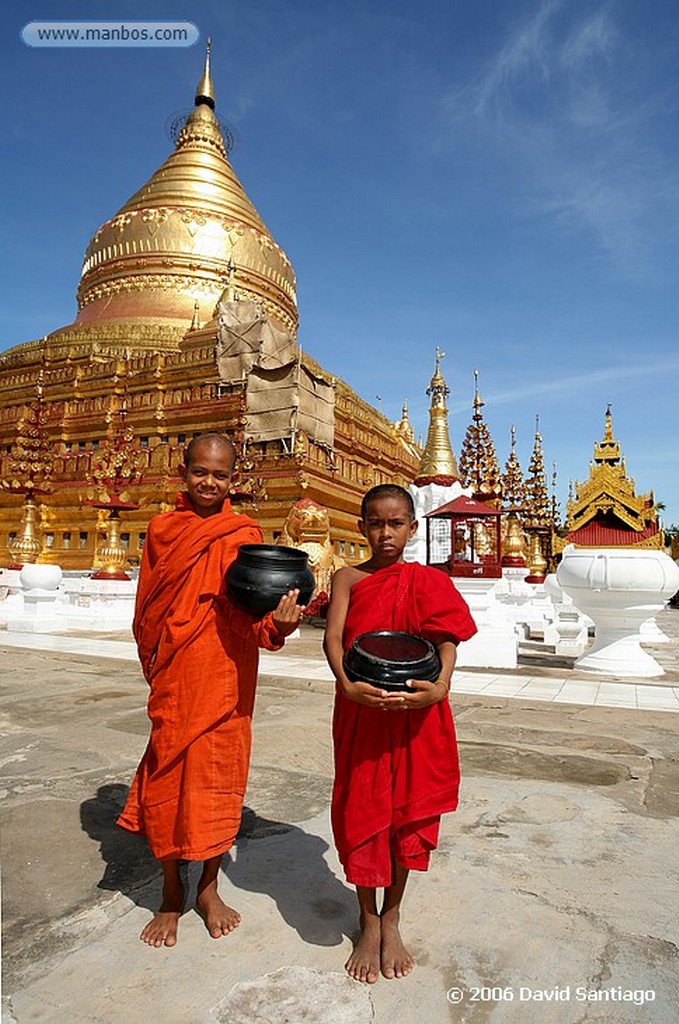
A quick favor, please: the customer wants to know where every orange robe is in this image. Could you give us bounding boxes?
[117,493,284,861]
[331,561,477,887]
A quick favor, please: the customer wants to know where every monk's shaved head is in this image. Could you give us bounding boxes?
[183,433,236,470]
[361,484,415,521]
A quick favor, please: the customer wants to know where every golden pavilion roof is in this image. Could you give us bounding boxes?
[75,42,297,335]
[565,407,659,539]
[415,348,459,482]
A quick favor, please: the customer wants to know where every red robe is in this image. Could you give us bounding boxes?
[117,494,284,861]
[331,561,477,887]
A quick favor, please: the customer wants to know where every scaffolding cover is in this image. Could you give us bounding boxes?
[216,299,335,447]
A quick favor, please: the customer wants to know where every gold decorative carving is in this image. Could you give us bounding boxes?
[565,408,660,543]
[279,498,345,595]
[7,493,42,566]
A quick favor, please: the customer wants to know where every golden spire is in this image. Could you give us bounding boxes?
[394,399,415,444]
[501,425,526,509]
[195,37,216,109]
[472,367,483,419]
[415,348,459,481]
[458,369,500,501]
[524,414,552,528]
[75,43,297,335]
[593,404,621,464]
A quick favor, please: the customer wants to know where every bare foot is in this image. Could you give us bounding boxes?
[196,880,241,939]
[346,914,381,984]
[140,884,185,948]
[380,913,414,979]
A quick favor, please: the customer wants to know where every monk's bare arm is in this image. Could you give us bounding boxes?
[323,568,354,683]
[437,639,457,687]
[324,568,390,706]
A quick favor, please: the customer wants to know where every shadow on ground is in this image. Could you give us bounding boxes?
[226,806,356,947]
[79,793,355,949]
[80,783,159,911]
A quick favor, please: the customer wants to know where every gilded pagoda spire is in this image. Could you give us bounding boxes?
[195,36,216,109]
[593,404,621,464]
[523,415,552,529]
[394,400,415,444]
[74,41,297,336]
[550,461,561,530]
[415,348,459,482]
[458,369,501,502]
[1,370,55,566]
[501,426,526,509]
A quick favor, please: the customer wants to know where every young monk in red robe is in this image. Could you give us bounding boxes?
[324,484,476,984]
[118,433,303,948]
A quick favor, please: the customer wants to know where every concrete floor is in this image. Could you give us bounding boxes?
[1,612,678,1023]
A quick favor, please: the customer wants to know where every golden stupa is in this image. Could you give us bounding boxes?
[0,44,421,569]
[414,348,459,483]
[76,40,297,335]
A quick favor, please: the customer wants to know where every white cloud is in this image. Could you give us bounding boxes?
[441,0,679,280]
[559,8,618,70]
[448,355,679,413]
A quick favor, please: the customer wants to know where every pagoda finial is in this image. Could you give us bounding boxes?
[195,36,216,110]
[524,417,551,528]
[593,404,620,464]
[458,368,500,501]
[427,347,450,409]
[394,399,415,444]
[472,367,484,421]
[502,424,526,509]
[415,349,458,481]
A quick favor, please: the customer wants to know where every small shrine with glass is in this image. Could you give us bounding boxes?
[424,495,502,578]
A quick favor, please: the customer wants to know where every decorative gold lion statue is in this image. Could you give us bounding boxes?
[279,497,344,596]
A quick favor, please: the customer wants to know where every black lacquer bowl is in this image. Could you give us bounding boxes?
[226,544,315,615]
[343,631,441,692]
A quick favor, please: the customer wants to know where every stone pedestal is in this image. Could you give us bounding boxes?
[495,567,541,640]
[0,568,24,626]
[61,576,137,631]
[556,547,679,678]
[639,616,671,644]
[6,564,65,633]
[453,577,517,670]
[542,574,589,657]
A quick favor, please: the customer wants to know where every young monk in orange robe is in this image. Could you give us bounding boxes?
[118,433,303,947]
[324,484,476,983]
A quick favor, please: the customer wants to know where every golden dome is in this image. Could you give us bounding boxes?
[75,44,297,334]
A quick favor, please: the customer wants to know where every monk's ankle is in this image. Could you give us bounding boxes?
[160,875,184,909]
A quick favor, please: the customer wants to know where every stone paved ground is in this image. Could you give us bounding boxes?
[1,611,678,1023]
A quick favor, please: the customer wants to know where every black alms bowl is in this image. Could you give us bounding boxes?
[343,631,441,692]
[226,544,315,615]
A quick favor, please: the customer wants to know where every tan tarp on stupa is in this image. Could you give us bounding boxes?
[216,300,335,446]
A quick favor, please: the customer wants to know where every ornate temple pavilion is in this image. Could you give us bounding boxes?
[0,46,422,570]
[563,406,662,548]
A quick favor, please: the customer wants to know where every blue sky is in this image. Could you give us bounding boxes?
[2,0,678,525]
